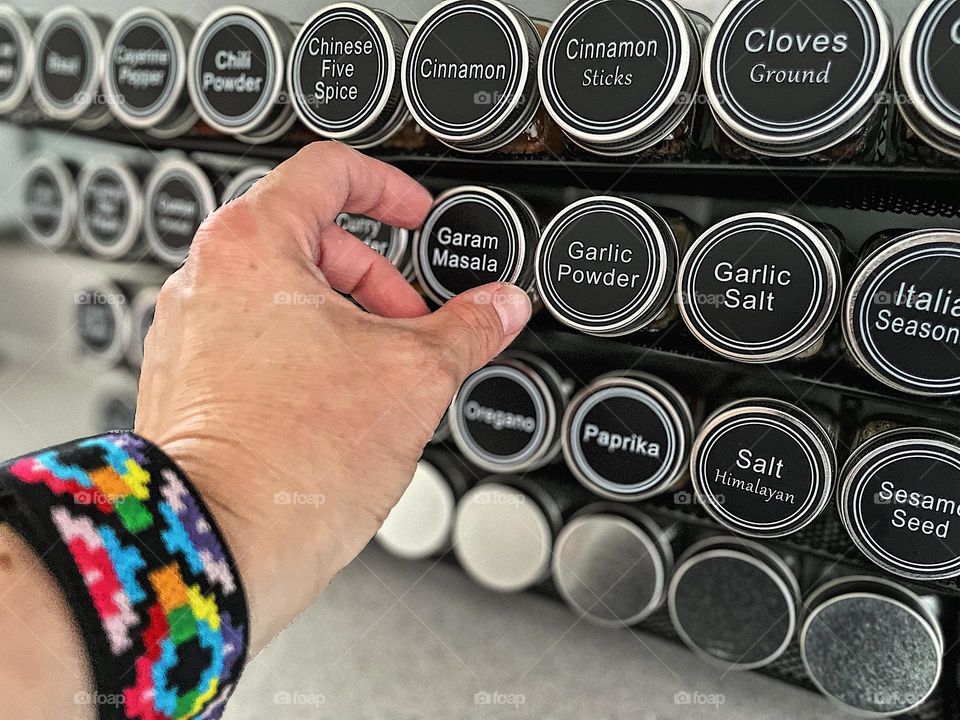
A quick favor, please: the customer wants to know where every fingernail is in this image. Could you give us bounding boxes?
[492,285,532,337]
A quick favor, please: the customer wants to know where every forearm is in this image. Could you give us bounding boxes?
[0,524,92,720]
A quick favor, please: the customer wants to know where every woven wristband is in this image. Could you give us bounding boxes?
[0,432,249,720]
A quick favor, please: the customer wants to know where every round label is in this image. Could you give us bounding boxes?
[539,0,686,140]
[0,17,25,104]
[707,0,885,144]
[149,171,206,252]
[846,234,960,395]
[536,197,669,334]
[403,0,526,139]
[81,169,131,248]
[693,406,832,536]
[109,16,179,119]
[566,383,680,498]
[291,6,391,135]
[192,13,276,129]
[415,188,523,302]
[24,167,64,238]
[454,365,548,469]
[336,212,405,266]
[37,18,93,110]
[101,396,136,432]
[908,0,960,139]
[679,215,838,361]
[841,431,960,579]
[76,291,118,353]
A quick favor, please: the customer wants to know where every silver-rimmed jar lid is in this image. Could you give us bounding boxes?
[22,155,77,251]
[76,158,143,261]
[125,285,158,368]
[453,478,561,592]
[703,0,891,157]
[536,196,678,337]
[678,213,841,363]
[537,0,701,156]
[668,535,799,670]
[800,575,943,716]
[72,278,132,367]
[336,212,410,270]
[143,156,216,267]
[103,8,196,137]
[897,0,960,160]
[843,229,960,396]
[219,164,272,205]
[0,6,35,114]
[690,398,835,538]
[562,371,692,502]
[376,451,468,560]
[32,6,111,128]
[289,3,408,148]
[450,352,567,474]
[838,426,960,581]
[401,0,541,152]
[413,185,538,305]
[187,6,294,142]
[552,504,674,627]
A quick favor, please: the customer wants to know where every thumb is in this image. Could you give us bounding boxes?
[421,283,532,383]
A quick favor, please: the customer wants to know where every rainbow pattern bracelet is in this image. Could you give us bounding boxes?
[0,432,248,720]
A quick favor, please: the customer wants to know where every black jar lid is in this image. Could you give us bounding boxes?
[703,0,890,157]
[413,185,538,305]
[897,0,960,159]
[219,164,271,205]
[843,229,960,396]
[0,6,34,114]
[668,535,799,670]
[77,159,142,260]
[23,155,76,251]
[691,398,835,538]
[450,353,566,474]
[336,212,410,270]
[678,213,841,363]
[73,280,131,366]
[32,6,107,123]
[538,0,700,156]
[535,196,677,336]
[103,8,194,133]
[552,504,673,626]
[800,575,943,716]
[839,426,960,581]
[143,156,216,267]
[401,0,541,152]
[289,3,408,148]
[562,371,693,502]
[187,7,292,139]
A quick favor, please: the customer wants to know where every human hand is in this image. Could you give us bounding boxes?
[135,142,532,652]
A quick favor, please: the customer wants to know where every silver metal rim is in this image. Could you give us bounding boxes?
[76,159,143,259]
[690,398,835,537]
[842,230,960,396]
[219,164,272,205]
[0,6,34,114]
[143,156,216,267]
[125,285,159,368]
[72,277,132,367]
[23,155,77,250]
[677,212,841,363]
[102,7,189,129]
[32,6,104,122]
[702,0,890,153]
